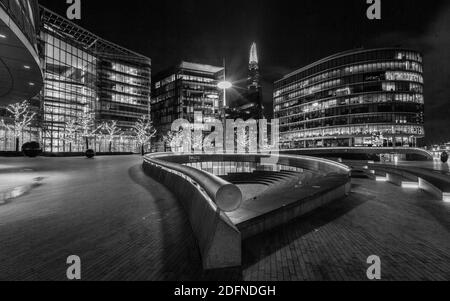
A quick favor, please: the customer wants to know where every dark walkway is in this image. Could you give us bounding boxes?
[241,179,450,281]
[0,157,449,280]
[0,156,205,280]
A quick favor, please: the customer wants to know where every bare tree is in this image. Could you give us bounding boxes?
[0,101,36,152]
[101,120,122,153]
[236,128,250,153]
[163,129,184,153]
[133,115,157,156]
[62,119,80,153]
[79,111,101,151]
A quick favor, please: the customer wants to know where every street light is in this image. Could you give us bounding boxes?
[217,79,232,153]
[218,80,232,108]
[218,81,232,90]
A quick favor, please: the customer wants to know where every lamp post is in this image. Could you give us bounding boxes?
[218,60,232,153]
[218,80,232,107]
[217,80,232,153]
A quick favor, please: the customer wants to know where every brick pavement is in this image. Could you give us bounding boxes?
[0,157,449,281]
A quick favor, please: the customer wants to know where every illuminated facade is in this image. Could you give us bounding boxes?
[0,5,151,154]
[151,62,224,151]
[0,0,43,105]
[40,7,151,153]
[0,0,42,151]
[274,48,425,149]
[246,42,264,119]
[248,42,261,91]
[226,43,264,120]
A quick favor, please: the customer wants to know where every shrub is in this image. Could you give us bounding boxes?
[22,142,42,158]
[85,149,95,159]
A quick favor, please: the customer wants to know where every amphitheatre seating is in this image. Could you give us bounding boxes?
[143,153,351,269]
[231,173,350,239]
[222,170,300,186]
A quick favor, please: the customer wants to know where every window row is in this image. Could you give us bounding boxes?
[279,104,424,125]
[275,81,423,108]
[275,60,422,97]
[276,50,422,88]
[280,124,425,141]
[280,113,423,132]
[274,93,424,117]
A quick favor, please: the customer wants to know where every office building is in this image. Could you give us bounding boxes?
[151,61,224,151]
[40,7,151,153]
[274,48,425,149]
[0,0,42,151]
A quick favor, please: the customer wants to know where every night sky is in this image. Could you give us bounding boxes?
[39,0,450,144]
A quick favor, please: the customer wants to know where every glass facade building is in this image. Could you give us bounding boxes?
[151,62,224,151]
[0,0,42,151]
[0,5,151,154]
[0,0,40,55]
[274,48,425,149]
[40,7,151,153]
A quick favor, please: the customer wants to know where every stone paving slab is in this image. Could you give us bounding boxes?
[0,157,449,281]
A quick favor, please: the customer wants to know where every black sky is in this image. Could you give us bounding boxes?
[39,0,450,144]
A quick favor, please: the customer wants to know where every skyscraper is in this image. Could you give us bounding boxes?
[226,43,264,121]
[248,42,261,91]
[246,42,264,119]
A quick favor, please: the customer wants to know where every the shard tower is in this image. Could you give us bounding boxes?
[248,42,261,91]
[246,42,264,118]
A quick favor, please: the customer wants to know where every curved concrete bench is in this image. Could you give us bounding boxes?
[143,154,242,270]
[368,164,450,201]
[369,166,419,188]
[143,153,352,269]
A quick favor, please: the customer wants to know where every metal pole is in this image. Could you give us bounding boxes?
[222,58,227,153]
[223,58,227,107]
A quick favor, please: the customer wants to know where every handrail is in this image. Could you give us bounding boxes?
[144,153,242,212]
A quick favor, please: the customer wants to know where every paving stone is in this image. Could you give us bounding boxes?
[0,157,449,281]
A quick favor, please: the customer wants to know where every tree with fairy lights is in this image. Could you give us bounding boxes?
[163,129,185,153]
[62,119,80,153]
[101,120,122,153]
[0,101,36,152]
[79,111,101,151]
[133,115,157,156]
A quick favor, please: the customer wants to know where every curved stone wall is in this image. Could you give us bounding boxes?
[143,154,242,269]
[143,153,351,269]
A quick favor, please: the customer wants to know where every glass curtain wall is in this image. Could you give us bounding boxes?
[41,31,96,153]
[274,49,425,149]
